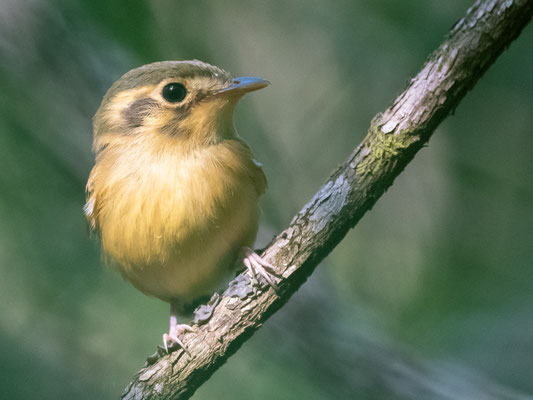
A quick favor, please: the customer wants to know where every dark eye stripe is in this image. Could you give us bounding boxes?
[122,97,159,129]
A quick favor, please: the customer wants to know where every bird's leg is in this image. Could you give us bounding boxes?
[162,300,194,354]
[242,247,279,290]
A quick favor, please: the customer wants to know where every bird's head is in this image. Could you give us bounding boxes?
[93,60,269,153]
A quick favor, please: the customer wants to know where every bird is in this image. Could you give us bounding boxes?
[84,60,277,352]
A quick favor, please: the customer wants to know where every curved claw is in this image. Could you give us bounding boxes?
[162,324,195,355]
[163,333,188,354]
[243,248,279,291]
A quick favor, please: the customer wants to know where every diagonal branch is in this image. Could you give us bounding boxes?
[122,0,533,398]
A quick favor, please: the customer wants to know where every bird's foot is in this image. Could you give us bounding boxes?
[243,247,279,291]
[162,324,195,354]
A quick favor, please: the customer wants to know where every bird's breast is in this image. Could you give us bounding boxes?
[91,138,265,301]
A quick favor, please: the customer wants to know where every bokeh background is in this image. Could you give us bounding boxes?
[1,0,532,399]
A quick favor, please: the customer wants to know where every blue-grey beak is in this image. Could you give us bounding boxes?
[219,77,270,96]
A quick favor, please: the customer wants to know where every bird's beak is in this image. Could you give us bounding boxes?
[217,77,270,97]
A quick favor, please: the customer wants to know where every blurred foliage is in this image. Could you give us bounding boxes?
[0,0,532,399]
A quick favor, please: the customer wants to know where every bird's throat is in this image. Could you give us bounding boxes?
[174,97,238,147]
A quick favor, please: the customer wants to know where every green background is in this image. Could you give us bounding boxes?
[1,0,532,399]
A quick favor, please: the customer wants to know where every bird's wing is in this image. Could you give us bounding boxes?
[84,167,98,231]
[250,158,267,196]
[232,137,267,196]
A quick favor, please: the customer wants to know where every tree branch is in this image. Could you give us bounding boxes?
[122,0,533,398]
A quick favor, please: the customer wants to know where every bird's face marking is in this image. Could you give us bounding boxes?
[111,76,227,128]
[122,97,159,129]
[93,61,267,153]
[98,75,235,149]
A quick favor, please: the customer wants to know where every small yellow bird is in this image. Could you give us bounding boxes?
[85,60,276,351]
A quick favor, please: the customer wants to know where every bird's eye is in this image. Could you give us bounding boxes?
[162,82,187,103]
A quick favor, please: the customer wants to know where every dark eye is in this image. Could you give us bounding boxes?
[162,82,187,103]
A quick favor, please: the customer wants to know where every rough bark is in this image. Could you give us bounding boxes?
[122,0,533,398]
